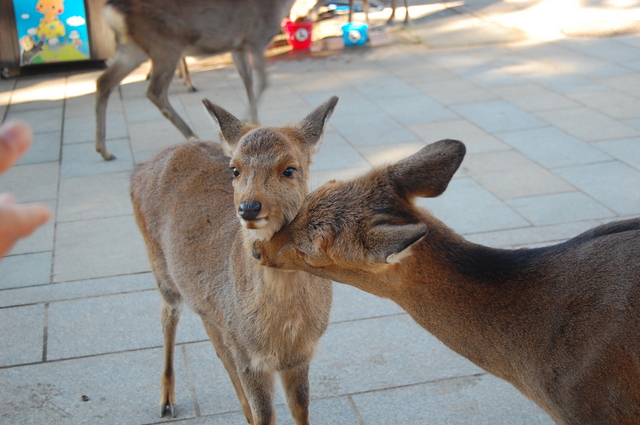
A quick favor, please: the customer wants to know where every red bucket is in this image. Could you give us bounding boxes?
[281,18,313,50]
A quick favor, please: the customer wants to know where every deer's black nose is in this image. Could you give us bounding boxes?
[239,202,261,221]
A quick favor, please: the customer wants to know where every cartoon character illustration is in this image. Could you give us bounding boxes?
[36,0,66,41]
[14,0,90,65]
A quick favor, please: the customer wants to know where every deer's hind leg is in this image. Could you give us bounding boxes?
[146,51,197,140]
[202,321,254,424]
[95,41,147,160]
[143,238,183,417]
[231,49,259,125]
[280,361,311,425]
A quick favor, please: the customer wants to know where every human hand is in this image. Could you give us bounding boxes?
[0,121,51,258]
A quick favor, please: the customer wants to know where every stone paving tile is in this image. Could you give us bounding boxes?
[311,132,370,171]
[543,52,633,79]
[17,130,61,165]
[0,251,52,290]
[352,75,422,100]
[461,150,575,199]
[0,347,193,425]
[53,215,150,282]
[330,110,420,147]
[5,106,64,134]
[370,93,459,126]
[567,89,640,120]
[496,126,612,168]
[554,161,640,216]
[381,60,455,85]
[0,273,155,309]
[0,304,44,367]
[352,374,554,425]
[417,178,529,235]
[454,64,528,88]
[408,119,510,154]
[122,95,189,125]
[593,137,640,170]
[301,89,381,117]
[487,83,580,112]
[0,161,59,202]
[466,220,604,249]
[598,73,640,98]
[60,139,134,179]
[535,107,640,142]
[64,92,123,118]
[309,315,482,398]
[506,192,616,226]
[63,112,128,145]
[179,396,360,425]
[558,38,640,64]
[414,78,496,105]
[330,282,404,323]
[525,73,607,94]
[58,171,133,222]
[47,291,207,360]
[451,100,548,133]
[128,118,188,155]
[185,342,253,417]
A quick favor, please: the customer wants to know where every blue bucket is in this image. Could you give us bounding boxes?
[341,22,368,46]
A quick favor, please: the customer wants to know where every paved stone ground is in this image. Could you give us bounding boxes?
[1,0,640,424]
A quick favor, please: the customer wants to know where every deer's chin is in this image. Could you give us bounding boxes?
[242,218,280,242]
[242,218,268,230]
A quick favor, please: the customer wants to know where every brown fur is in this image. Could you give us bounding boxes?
[255,139,640,425]
[96,0,297,160]
[131,97,338,424]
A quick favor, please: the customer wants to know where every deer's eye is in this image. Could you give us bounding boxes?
[282,167,296,178]
[230,167,240,178]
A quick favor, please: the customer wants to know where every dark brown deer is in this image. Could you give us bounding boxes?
[254,139,640,425]
[96,0,298,160]
[131,97,338,424]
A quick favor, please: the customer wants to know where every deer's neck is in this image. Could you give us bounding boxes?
[381,221,545,382]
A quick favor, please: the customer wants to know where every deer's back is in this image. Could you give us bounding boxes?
[107,0,291,54]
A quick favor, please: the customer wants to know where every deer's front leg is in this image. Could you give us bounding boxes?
[237,367,276,425]
[280,362,311,425]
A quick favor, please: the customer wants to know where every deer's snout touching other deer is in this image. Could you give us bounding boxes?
[254,139,640,425]
[131,97,338,424]
[96,0,298,160]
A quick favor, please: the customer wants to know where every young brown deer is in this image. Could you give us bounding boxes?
[96,0,298,160]
[130,97,338,424]
[254,139,640,425]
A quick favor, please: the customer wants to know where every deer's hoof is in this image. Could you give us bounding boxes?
[187,86,198,93]
[160,402,176,418]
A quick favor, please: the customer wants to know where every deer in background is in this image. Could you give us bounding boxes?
[255,139,640,424]
[130,97,338,424]
[348,0,409,25]
[96,0,298,160]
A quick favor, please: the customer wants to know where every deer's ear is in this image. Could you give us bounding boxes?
[202,98,248,153]
[295,96,339,153]
[367,222,427,264]
[390,139,466,199]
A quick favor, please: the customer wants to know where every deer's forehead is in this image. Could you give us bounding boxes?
[232,128,302,163]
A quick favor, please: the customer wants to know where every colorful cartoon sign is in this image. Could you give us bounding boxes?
[13,0,91,66]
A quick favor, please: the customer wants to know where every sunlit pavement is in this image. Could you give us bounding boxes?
[1,1,639,423]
